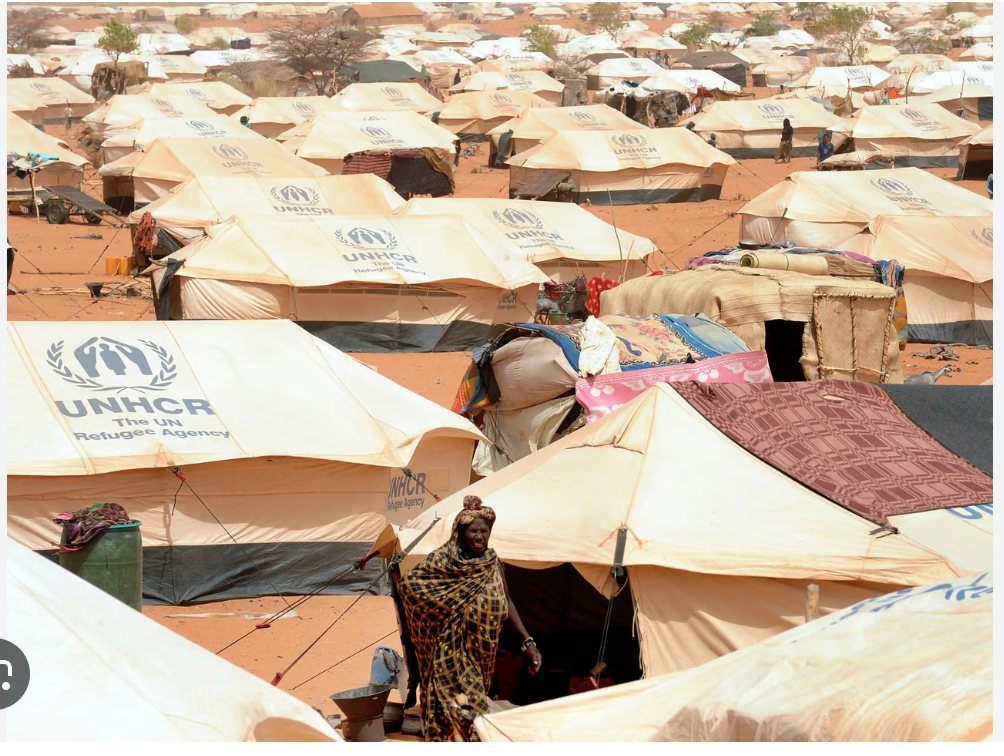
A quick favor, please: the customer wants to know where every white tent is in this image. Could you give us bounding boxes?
[278,110,458,174]
[392,197,659,281]
[475,571,992,742]
[804,65,890,92]
[7,319,484,602]
[99,113,266,164]
[6,54,47,76]
[6,539,341,742]
[507,127,736,205]
[155,215,548,352]
[738,168,993,253]
[232,96,348,139]
[399,383,968,681]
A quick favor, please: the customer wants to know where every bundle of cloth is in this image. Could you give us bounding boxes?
[452,313,764,474]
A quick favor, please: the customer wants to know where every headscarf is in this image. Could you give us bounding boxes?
[455,495,496,528]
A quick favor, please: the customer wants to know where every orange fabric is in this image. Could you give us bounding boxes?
[586,276,620,317]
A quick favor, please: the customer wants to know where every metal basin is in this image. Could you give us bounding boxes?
[330,684,393,742]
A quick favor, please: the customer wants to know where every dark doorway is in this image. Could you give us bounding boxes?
[763,319,807,381]
[492,563,641,707]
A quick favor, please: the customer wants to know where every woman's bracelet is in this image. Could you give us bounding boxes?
[521,636,535,651]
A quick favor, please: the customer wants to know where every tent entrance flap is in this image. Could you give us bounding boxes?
[495,563,641,706]
[513,170,571,200]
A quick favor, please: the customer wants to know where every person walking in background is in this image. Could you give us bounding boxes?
[240,116,252,129]
[707,133,717,148]
[957,107,967,121]
[775,118,793,163]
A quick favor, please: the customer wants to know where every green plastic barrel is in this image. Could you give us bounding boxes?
[59,522,143,611]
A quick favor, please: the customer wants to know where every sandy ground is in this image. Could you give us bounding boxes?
[7,30,994,729]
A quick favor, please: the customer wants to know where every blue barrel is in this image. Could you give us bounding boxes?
[59,522,143,611]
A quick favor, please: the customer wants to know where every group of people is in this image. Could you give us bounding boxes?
[774,118,833,167]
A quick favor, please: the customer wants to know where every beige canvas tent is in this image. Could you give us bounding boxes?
[99,113,265,164]
[6,113,89,193]
[83,94,219,140]
[475,571,992,742]
[6,77,97,123]
[904,83,994,122]
[831,103,979,168]
[738,168,993,253]
[6,319,483,603]
[883,54,959,76]
[487,104,647,156]
[6,87,47,126]
[746,54,812,86]
[448,71,566,106]
[804,64,890,92]
[586,57,666,88]
[141,54,207,82]
[392,198,659,281]
[278,111,459,174]
[144,81,253,115]
[686,100,844,158]
[7,539,341,742]
[841,215,992,346]
[601,266,903,383]
[398,383,964,682]
[153,215,548,352]
[127,175,405,243]
[330,82,443,114]
[99,137,328,207]
[957,124,992,180]
[507,127,736,205]
[436,90,557,136]
[232,96,348,139]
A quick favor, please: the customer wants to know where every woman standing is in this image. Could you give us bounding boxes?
[775,118,794,163]
[397,496,542,741]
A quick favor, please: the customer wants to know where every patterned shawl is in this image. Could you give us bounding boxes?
[397,522,507,742]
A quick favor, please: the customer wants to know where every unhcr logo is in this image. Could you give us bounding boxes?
[505,73,526,83]
[212,143,250,161]
[292,101,315,115]
[611,133,648,147]
[491,92,514,105]
[757,103,785,115]
[846,67,865,78]
[493,207,544,229]
[570,110,597,123]
[871,177,911,194]
[361,125,393,139]
[186,119,215,132]
[46,337,176,394]
[971,227,993,248]
[186,87,209,100]
[382,86,403,98]
[902,108,927,122]
[29,82,53,94]
[270,185,320,206]
[334,226,400,251]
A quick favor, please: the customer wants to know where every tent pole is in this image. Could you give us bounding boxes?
[30,171,39,224]
[606,189,627,283]
[805,583,820,622]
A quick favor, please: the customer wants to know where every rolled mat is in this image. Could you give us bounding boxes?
[740,252,828,276]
